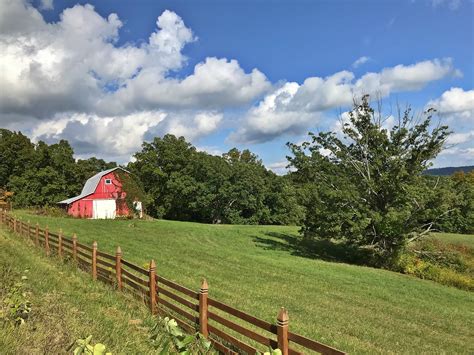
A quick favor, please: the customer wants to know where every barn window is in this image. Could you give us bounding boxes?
[105,179,112,185]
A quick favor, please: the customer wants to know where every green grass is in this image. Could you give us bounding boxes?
[11,211,474,354]
[433,232,474,248]
[0,227,158,354]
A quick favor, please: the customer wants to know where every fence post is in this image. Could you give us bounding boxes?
[35,223,39,246]
[149,259,157,314]
[72,234,77,262]
[277,307,289,355]
[44,226,50,256]
[199,278,209,338]
[27,220,31,240]
[115,246,122,291]
[92,241,97,280]
[13,218,17,234]
[58,229,63,259]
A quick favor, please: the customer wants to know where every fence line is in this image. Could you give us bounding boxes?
[0,211,345,355]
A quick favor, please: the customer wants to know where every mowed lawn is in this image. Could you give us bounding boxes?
[12,211,474,354]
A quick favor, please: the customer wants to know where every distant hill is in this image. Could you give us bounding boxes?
[424,166,474,176]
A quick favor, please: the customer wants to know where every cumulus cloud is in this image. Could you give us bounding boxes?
[446,131,474,145]
[230,82,321,144]
[352,56,371,68]
[233,59,459,143]
[100,57,270,115]
[0,1,268,119]
[427,87,474,120]
[32,110,223,158]
[0,1,272,161]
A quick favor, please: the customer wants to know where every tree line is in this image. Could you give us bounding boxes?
[1,96,473,263]
[0,129,303,225]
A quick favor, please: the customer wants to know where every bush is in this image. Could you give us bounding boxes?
[396,238,474,291]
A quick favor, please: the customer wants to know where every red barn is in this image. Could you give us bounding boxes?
[58,167,143,219]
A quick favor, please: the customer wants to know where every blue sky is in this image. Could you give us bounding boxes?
[1,0,473,171]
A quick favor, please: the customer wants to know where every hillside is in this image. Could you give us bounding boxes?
[0,228,157,354]
[424,165,474,176]
[12,210,474,354]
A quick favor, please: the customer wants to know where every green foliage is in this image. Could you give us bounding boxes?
[0,270,31,326]
[129,134,304,225]
[396,236,474,291]
[70,335,112,355]
[114,170,147,217]
[150,317,213,354]
[0,130,118,208]
[288,96,451,264]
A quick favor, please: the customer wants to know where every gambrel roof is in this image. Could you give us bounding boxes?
[58,167,130,205]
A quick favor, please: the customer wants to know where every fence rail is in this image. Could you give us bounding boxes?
[0,211,345,355]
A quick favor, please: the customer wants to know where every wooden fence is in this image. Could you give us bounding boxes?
[0,211,345,355]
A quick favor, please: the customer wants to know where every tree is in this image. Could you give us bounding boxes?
[130,135,303,225]
[0,129,36,188]
[287,96,450,264]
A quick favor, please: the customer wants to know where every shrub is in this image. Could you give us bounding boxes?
[396,239,474,291]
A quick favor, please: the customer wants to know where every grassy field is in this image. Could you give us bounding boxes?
[433,232,474,248]
[0,227,158,354]
[10,211,474,354]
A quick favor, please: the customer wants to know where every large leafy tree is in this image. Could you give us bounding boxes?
[287,96,450,264]
[0,129,36,188]
[130,135,303,225]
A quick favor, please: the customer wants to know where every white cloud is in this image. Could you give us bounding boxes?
[101,57,270,115]
[161,111,223,141]
[446,131,474,145]
[355,58,460,95]
[233,59,459,143]
[266,161,295,175]
[32,111,166,156]
[352,56,371,68]
[427,87,474,120]
[230,82,321,144]
[432,0,462,10]
[0,2,268,119]
[31,110,222,161]
[196,146,224,156]
[39,0,53,10]
[436,146,474,167]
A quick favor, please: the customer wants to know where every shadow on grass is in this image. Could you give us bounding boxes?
[254,232,372,265]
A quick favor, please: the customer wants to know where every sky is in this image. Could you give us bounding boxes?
[0,0,473,173]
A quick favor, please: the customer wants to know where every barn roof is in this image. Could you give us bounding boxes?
[58,167,130,205]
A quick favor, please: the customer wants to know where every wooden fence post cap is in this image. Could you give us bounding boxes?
[149,259,156,270]
[277,307,289,325]
[59,228,63,234]
[93,241,98,248]
[200,278,209,292]
[116,246,122,255]
[36,222,39,226]
[72,233,77,240]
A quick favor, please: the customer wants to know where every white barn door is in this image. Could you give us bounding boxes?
[93,199,116,219]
